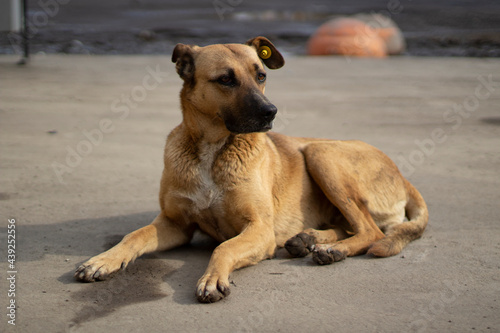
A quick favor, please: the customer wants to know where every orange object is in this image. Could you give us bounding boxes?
[307,16,403,57]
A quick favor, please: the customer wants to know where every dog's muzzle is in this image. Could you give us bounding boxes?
[223,91,279,134]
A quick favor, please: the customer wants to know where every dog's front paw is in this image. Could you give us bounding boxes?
[196,273,231,303]
[74,253,126,282]
[285,233,316,257]
[312,247,346,265]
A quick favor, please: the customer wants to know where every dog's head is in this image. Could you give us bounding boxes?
[172,37,285,134]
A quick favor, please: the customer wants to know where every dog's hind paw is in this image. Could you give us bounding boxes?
[285,233,316,257]
[312,248,346,265]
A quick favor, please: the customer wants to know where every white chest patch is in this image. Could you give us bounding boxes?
[176,140,225,213]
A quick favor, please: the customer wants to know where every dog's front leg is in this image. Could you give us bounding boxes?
[75,213,193,282]
[196,220,276,303]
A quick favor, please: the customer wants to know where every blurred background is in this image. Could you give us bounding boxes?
[1,0,499,57]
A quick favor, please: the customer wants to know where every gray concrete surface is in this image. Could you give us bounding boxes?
[0,54,499,332]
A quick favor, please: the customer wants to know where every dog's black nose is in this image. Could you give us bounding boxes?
[261,104,278,121]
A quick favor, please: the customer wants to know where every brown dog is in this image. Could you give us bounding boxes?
[75,37,428,303]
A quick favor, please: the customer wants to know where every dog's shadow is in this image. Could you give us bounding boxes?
[2,212,219,326]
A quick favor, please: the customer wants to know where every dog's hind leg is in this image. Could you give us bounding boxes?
[301,142,387,265]
[75,213,194,282]
[306,200,384,265]
[367,179,428,257]
[285,228,349,258]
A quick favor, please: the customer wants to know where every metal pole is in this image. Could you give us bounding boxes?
[17,0,29,65]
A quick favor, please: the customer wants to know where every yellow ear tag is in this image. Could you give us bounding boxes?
[258,46,272,59]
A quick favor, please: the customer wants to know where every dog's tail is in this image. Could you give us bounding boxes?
[367,179,429,257]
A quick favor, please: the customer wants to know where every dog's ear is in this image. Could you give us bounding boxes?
[171,43,197,82]
[246,36,285,69]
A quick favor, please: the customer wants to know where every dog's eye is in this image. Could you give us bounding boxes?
[217,75,235,86]
[257,73,266,83]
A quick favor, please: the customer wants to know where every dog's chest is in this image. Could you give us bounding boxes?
[188,167,221,213]
[176,141,225,214]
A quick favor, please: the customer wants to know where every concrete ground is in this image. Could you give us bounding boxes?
[0,54,499,332]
